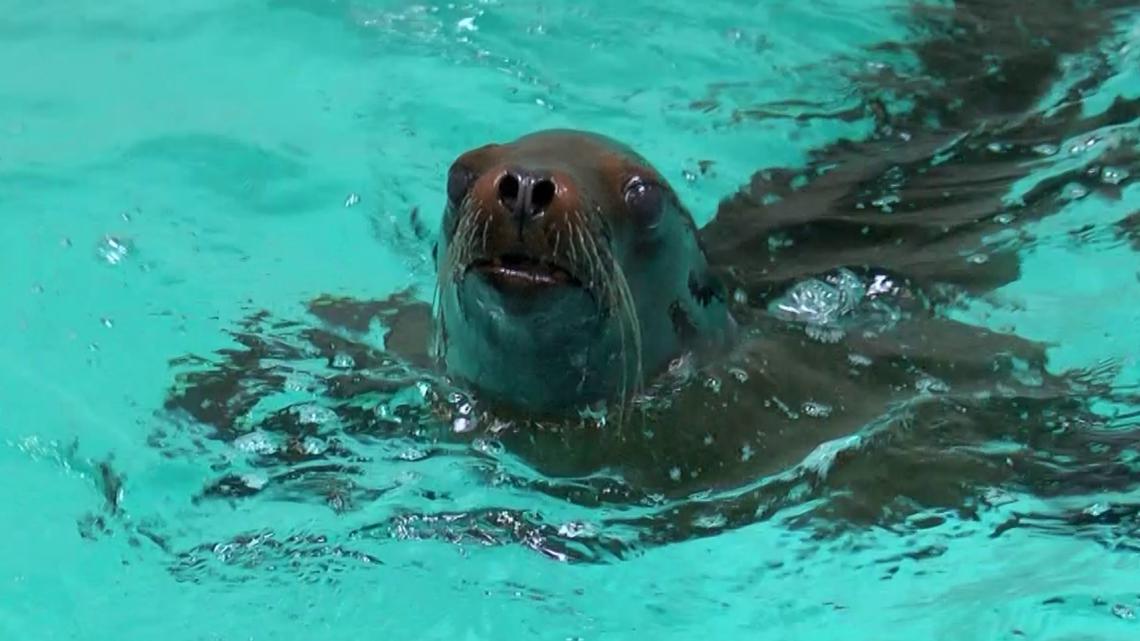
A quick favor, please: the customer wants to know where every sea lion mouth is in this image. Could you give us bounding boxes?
[467,253,583,290]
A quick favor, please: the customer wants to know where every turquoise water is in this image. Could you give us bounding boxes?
[3,1,1140,639]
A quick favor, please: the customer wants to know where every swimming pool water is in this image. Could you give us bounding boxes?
[3,1,1140,639]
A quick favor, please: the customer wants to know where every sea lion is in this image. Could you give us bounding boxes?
[431,130,736,413]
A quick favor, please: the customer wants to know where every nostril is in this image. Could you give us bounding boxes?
[532,178,555,211]
[497,173,520,207]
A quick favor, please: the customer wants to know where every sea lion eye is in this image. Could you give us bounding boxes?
[447,163,476,206]
[623,177,664,228]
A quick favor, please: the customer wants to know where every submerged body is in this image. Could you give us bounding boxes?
[157,0,1135,561]
[432,130,736,412]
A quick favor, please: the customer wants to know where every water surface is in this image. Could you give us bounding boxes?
[3,1,1140,639]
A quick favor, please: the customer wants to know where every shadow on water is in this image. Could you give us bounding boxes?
[90,0,1140,573]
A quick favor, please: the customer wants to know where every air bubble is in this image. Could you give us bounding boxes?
[344,193,361,208]
[331,353,356,369]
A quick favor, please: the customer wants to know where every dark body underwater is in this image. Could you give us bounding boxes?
[152,0,1140,561]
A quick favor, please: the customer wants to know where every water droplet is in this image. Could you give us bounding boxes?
[1061,183,1089,201]
[31,284,44,294]
[848,353,872,367]
[1101,166,1130,185]
[916,377,950,394]
[1032,144,1058,156]
[234,431,280,455]
[60,237,73,248]
[995,212,1016,224]
[397,446,430,461]
[344,193,361,208]
[100,318,113,329]
[871,193,901,213]
[283,373,311,393]
[866,273,896,297]
[668,466,682,481]
[557,522,596,539]
[967,253,989,264]
[452,416,476,433]
[1067,135,1100,156]
[472,438,503,455]
[986,142,1010,153]
[295,404,335,425]
[1083,503,1110,517]
[981,487,1016,507]
[770,268,866,326]
[740,444,754,462]
[331,353,355,369]
[457,16,477,31]
[694,513,728,529]
[682,169,697,183]
[802,401,833,418]
[1112,604,1135,620]
[96,236,131,265]
[300,437,328,456]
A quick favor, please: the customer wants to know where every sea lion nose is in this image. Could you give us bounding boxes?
[496,169,557,221]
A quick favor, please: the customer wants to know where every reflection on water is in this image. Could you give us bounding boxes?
[99,0,1140,576]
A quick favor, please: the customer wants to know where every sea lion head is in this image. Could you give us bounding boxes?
[432,129,735,412]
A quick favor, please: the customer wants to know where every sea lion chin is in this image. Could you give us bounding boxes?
[432,129,737,413]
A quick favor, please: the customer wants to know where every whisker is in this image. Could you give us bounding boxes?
[573,209,643,433]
